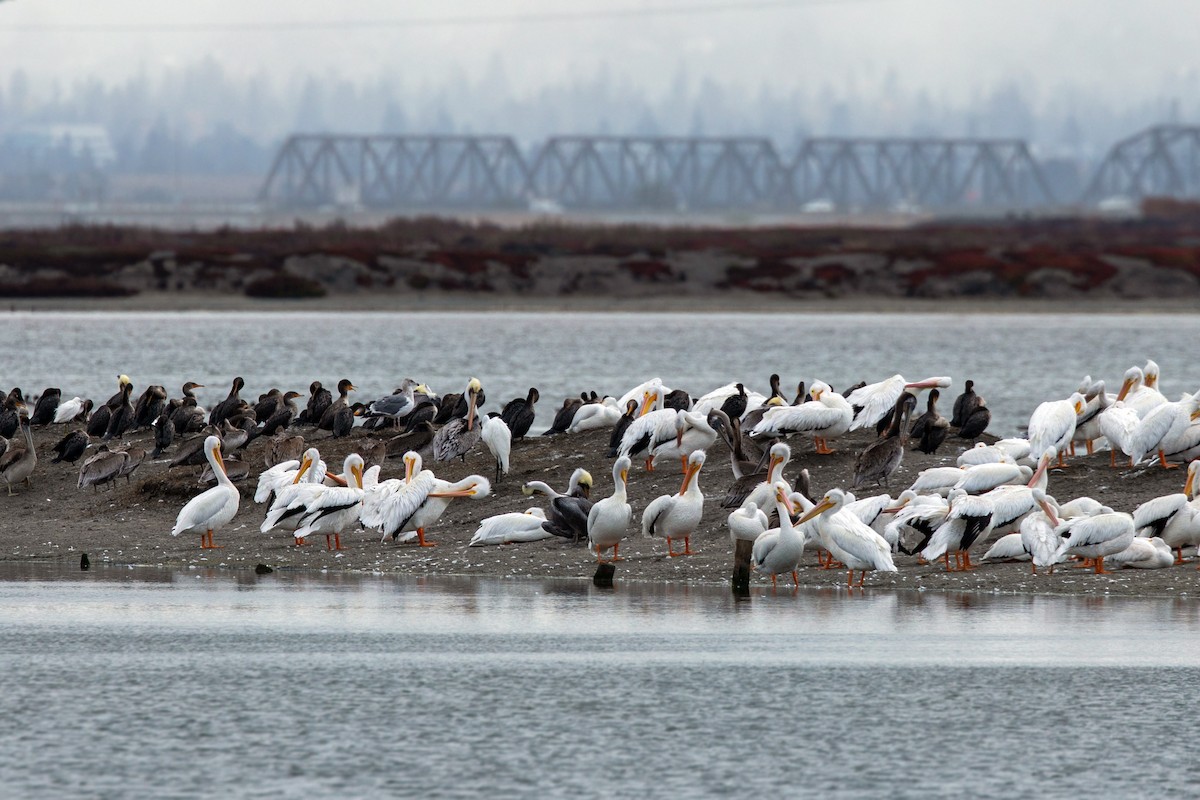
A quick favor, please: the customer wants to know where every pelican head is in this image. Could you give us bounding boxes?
[1143,360,1160,389]
[1184,461,1199,499]
[883,489,918,514]
[118,374,131,387]
[205,435,226,475]
[613,455,631,487]
[402,450,423,482]
[640,390,659,417]
[294,448,319,484]
[1031,487,1060,526]
[343,453,366,488]
[772,481,795,516]
[680,451,705,493]
[809,381,831,401]
[768,442,791,479]
[1116,367,1143,401]
[797,488,846,524]
[1069,392,1086,416]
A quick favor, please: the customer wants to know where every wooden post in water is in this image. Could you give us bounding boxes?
[593,562,615,588]
[731,540,753,596]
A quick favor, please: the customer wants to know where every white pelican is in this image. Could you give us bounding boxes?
[973,448,1054,537]
[884,493,951,557]
[1108,537,1175,570]
[568,397,622,433]
[1127,392,1200,468]
[846,375,951,432]
[1098,400,1140,468]
[481,413,512,481]
[1021,488,1064,574]
[751,483,805,589]
[588,456,632,563]
[375,465,490,547]
[994,438,1032,463]
[641,451,705,557]
[797,488,897,587]
[982,533,1031,563]
[1071,380,1110,456]
[255,450,328,504]
[171,435,239,549]
[1053,509,1136,574]
[844,490,919,547]
[1132,461,1200,563]
[1163,416,1200,464]
[907,466,967,497]
[956,443,1016,468]
[619,400,679,471]
[650,410,720,471]
[751,381,852,454]
[1058,496,1112,519]
[359,451,424,535]
[921,488,994,571]
[953,462,1032,495]
[260,448,330,544]
[727,502,770,544]
[431,378,483,462]
[1116,365,1165,418]
[1028,392,1085,468]
[618,378,669,413]
[292,453,367,550]
[468,508,552,546]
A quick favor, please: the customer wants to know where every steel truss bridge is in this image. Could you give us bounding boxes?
[260,125,1200,214]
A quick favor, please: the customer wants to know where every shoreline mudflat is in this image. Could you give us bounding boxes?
[4,422,1196,599]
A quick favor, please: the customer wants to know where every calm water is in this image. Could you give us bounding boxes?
[2,563,1199,798]
[1,310,1199,434]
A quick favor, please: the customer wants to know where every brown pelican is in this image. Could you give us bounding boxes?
[434,383,488,425]
[209,377,245,426]
[201,454,251,485]
[79,446,128,492]
[263,433,306,468]
[30,388,60,426]
[500,387,539,440]
[318,379,356,437]
[0,408,35,494]
[103,375,131,409]
[910,389,950,455]
[103,381,135,440]
[853,392,917,489]
[52,430,89,463]
[170,428,222,468]
[172,435,239,549]
[432,378,482,462]
[118,447,146,483]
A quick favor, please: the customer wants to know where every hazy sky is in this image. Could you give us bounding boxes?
[2,0,1197,104]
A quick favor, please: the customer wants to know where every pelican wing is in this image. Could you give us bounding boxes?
[641,494,676,537]
[752,402,846,438]
[375,471,437,535]
[830,511,897,571]
[469,510,551,546]
[982,533,1030,561]
[254,459,300,503]
[173,485,239,537]
[847,375,904,430]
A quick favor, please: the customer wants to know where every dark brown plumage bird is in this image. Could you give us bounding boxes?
[852,392,917,489]
[30,388,61,427]
[103,382,135,441]
[302,381,332,426]
[209,377,245,426]
[500,387,539,440]
[910,388,950,455]
[52,430,89,464]
[133,385,167,430]
[718,383,748,420]
[951,380,976,428]
[607,399,640,457]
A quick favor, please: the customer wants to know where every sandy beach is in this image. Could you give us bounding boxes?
[4,418,1195,598]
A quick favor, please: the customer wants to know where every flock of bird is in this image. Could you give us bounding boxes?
[3,357,1199,589]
